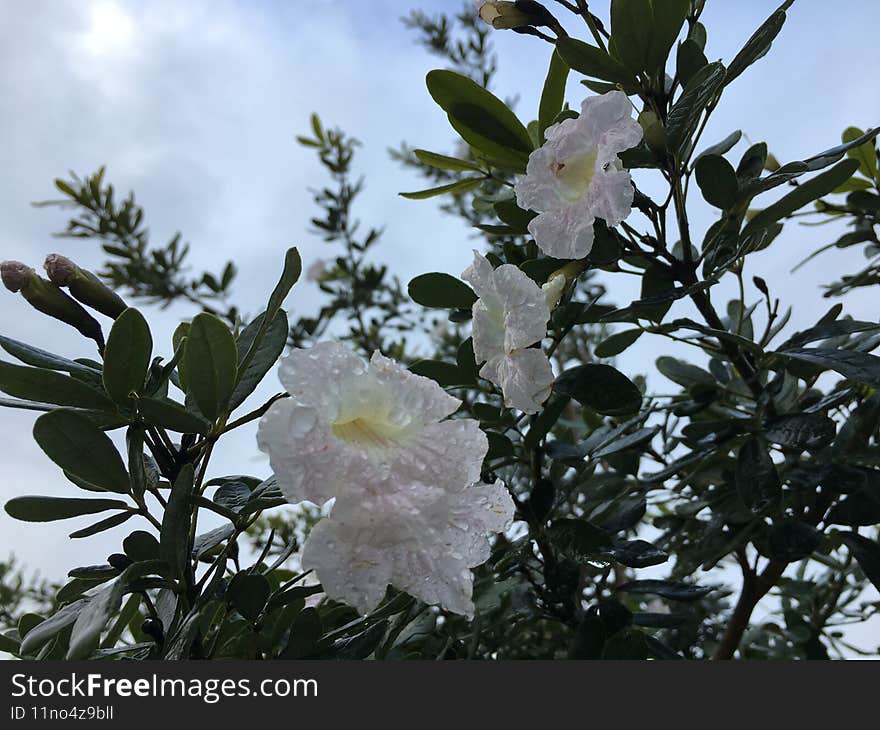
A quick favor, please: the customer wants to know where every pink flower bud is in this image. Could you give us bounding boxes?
[44,253,77,286]
[1,260,36,293]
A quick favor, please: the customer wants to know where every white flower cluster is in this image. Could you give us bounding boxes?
[515,90,643,259]
[257,341,514,617]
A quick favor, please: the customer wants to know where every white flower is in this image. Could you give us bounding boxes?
[305,258,328,282]
[257,341,487,508]
[461,251,554,413]
[514,91,642,259]
[302,479,515,617]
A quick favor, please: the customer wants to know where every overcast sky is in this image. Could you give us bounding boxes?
[1,1,878,651]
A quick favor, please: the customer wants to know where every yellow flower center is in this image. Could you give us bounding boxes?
[332,415,405,449]
[552,147,598,203]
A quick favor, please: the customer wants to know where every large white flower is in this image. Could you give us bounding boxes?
[257,341,487,507]
[302,479,515,617]
[514,90,642,259]
[462,251,554,414]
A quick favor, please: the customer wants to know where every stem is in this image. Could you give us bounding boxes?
[712,559,786,659]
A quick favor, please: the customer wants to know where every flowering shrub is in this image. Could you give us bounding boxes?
[1,1,878,660]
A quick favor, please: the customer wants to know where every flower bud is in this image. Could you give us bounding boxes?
[541,271,566,310]
[1,259,104,347]
[44,253,127,319]
[473,1,545,29]
[1,260,32,293]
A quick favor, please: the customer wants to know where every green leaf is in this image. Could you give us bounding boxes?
[69,510,134,539]
[399,176,485,200]
[744,159,861,234]
[0,361,113,410]
[604,539,668,568]
[656,356,714,388]
[102,308,152,404]
[408,360,471,388]
[538,49,570,139]
[230,310,287,410]
[136,396,210,435]
[695,154,739,209]
[19,599,87,656]
[736,436,781,514]
[426,69,532,170]
[408,273,477,309]
[594,329,642,358]
[666,62,726,159]
[67,579,124,659]
[724,7,788,86]
[764,413,835,451]
[5,496,129,522]
[184,313,238,422]
[161,464,195,581]
[693,130,742,165]
[766,520,822,562]
[647,0,690,74]
[33,410,130,493]
[676,38,708,86]
[228,573,271,621]
[554,364,642,416]
[413,149,483,172]
[840,533,880,592]
[555,37,637,88]
[123,530,160,563]
[610,0,653,74]
[0,335,100,377]
[617,579,713,601]
[236,247,300,387]
[172,322,190,390]
[547,518,611,562]
[779,347,880,389]
[843,126,877,180]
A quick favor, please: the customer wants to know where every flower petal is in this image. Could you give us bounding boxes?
[481,348,555,413]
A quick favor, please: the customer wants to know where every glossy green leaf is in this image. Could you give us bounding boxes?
[5,495,129,522]
[123,530,160,563]
[647,0,690,73]
[676,38,707,86]
[779,347,880,389]
[610,0,653,74]
[413,149,483,173]
[19,599,87,656]
[426,70,532,170]
[554,364,642,416]
[67,579,124,659]
[0,335,100,377]
[555,37,637,88]
[840,533,880,592]
[33,410,130,493]
[68,510,134,539]
[764,413,835,451]
[136,396,210,435]
[184,313,237,422]
[843,126,877,180]
[736,436,781,514]
[666,62,726,159]
[744,159,860,234]
[617,579,713,601]
[594,329,642,358]
[409,360,471,388]
[102,308,152,404]
[547,518,611,562]
[766,520,822,562]
[0,361,113,411]
[695,154,738,209]
[400,176,484,200]
[538,49,569,139]
[230,310,288,410]
[161,464,195,581]
[724,6,789,86]
[408,273,477,308]
[228,573,271,621]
